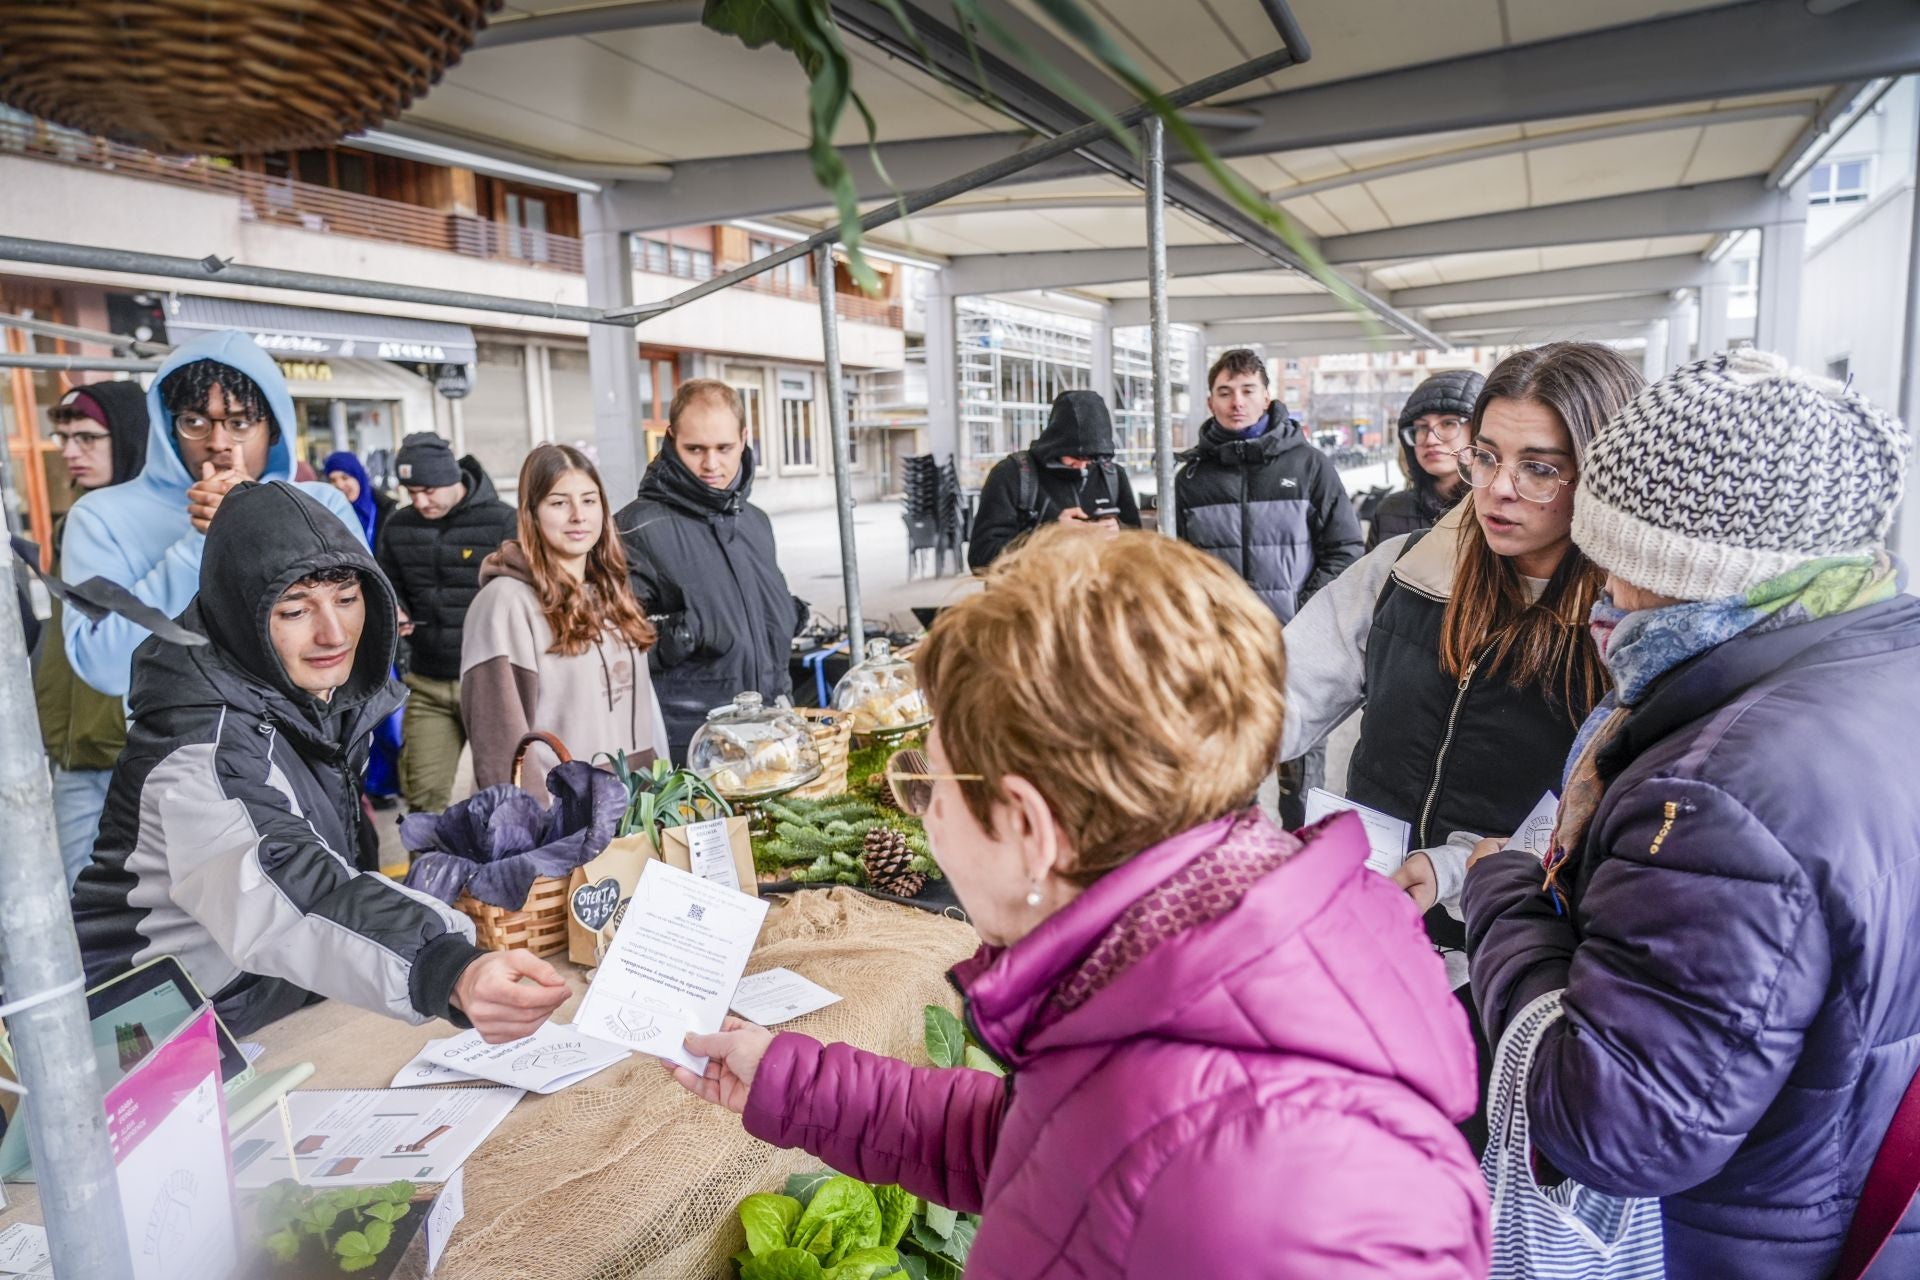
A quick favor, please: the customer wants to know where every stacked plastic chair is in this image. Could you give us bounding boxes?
[901,454,967,579]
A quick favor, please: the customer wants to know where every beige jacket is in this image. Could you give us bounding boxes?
[459,541,669,802]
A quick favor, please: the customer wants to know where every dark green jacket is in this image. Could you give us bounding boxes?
[36,521,129,771]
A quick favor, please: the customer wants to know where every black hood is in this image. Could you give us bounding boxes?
[1029,390,1116,467]
[450,455,502,514]
[1397,369,1484,498]
[198,481,399,716]
[1192,400,1304,465]
[74,380,151,487]
[637,440,758,517]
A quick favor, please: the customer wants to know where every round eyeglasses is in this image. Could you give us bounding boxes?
[1453,446,1571,504]
[883,748,983,817]
[1400,415,1469,448]
[174,412,267,441]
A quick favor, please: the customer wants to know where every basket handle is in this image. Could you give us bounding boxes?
[511,731,572,788]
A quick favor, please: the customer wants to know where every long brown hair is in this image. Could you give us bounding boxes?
[515,444,656,657]
[1438,343,1643,722]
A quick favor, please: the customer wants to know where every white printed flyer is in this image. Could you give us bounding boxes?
[391,1022,631,1094]
[574,858,770,1073]
[230,1087,521,1189]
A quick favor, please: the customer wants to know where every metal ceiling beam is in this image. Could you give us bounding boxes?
[1183,0,1920,163]
[943,244,1278,295]
[828,0,1442,345]
[1267,102,1812,202]
[1388,255,1716,308]
[474,1,703,48]
[1109,292,1345,326]
[1428,294,1679,333]
[1769,78,1897,188]
[1205,320,1393,346]
[369,120,672,185]
[1322,177,1794,264]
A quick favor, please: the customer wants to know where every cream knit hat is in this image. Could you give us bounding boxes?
[1571,349,1911,601]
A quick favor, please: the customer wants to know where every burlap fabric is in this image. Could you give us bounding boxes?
[243,888,982,1280]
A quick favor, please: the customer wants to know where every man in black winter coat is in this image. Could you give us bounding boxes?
[72,481,568,1039]
[967,389,1141,572]
[617,380,806,762]
[375,432,516,812]
[1175,348,1363,622]
[1367,368,1481,549]
[1176,348,1363,827]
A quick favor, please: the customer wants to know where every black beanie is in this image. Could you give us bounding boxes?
[394,432,461,488]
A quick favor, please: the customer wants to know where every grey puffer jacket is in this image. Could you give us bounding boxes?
[1175,404,1364,622]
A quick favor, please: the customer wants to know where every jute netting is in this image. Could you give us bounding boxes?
[437,889,981,1279]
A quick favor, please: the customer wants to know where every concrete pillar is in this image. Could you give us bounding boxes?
[1755,178,1809,362]
[1185,327,1209,436]
[1641,324,1670,382]
[581,191,645,501]
[1895,101,1920,586]
[924,274,960,464]
[1699,261,1732,358]
[1666,298,1696,372]
[523,341,553,445]
[1090,307,1114,405]
[328,399,350,453]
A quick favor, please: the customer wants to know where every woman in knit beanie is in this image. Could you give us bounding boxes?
[1464,349,1920,1280]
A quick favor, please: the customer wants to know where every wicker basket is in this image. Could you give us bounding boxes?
[453,731,574,957]
[792,708,852,799]
[0,0,502,155]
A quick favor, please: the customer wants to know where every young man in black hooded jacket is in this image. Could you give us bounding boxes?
[967,389,1142,572]
[71,481,568,1040]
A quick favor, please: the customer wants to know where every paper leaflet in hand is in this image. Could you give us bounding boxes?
[391,1022,630,1094]
[1304,788,1411,874]
[1503,792,1560,860]
[730,968,841,1026]
[574,858,769,1073]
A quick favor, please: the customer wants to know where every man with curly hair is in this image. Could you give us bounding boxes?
[60,329,364,698]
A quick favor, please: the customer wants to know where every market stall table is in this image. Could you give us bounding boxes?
[0,889,981,1280]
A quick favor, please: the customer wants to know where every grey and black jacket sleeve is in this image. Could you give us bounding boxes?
[1301,453,1365,602]
[166,715,482,1026]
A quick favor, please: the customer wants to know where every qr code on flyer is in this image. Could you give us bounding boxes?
[687,903,706,922]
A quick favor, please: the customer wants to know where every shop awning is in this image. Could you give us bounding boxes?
[169,296,477,366]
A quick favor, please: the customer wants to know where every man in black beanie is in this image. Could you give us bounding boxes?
[375,432,515,813]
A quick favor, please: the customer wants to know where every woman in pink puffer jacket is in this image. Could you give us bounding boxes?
[671,527,1489,1279]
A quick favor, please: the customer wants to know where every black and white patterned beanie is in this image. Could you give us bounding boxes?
[1572,348,1910,601]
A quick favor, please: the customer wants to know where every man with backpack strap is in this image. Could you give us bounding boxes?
[968,389,1140,572]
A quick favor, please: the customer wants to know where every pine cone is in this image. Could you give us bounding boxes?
[865,771,903,813]
[862,826,925,897]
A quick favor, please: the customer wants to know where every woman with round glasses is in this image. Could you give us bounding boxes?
[1278,341,1643,1148]
[667,525,1490,1279]
[1367,368,1484,548]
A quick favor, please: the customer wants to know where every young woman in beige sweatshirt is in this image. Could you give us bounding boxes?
[461,444,670,802]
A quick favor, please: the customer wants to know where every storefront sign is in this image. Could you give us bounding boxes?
[276,361,333,383]
[380,340,450,361]
[435,364,473,400]
[251,331,329,354]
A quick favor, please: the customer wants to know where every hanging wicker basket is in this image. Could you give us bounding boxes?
[0,0,503,156]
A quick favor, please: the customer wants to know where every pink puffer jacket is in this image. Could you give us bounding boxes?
[743,810,1490,1278]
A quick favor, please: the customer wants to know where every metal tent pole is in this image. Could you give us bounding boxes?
[0,311,170,357]
[1896,104,1920,568]
[1145,118,1176,533]
[0,236,609,326]
[0,578,132,1278]
[0,353,160,373]
[815,245,865,650]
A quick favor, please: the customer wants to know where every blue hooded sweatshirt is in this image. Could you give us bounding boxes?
[61,330,366,698]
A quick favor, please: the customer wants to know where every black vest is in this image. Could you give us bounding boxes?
[1346,539,1584,852]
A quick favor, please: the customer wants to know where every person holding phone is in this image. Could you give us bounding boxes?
[967,390,1141,570]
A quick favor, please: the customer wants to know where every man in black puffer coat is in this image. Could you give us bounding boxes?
[1367,368,1482,549]
[967,389,1141,572]
[1176,348,1363,622]
[376,433,516,813]
[617,380,805,762]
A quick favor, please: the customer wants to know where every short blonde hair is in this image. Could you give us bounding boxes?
[668,378,743,431]
[916,525,1285,885]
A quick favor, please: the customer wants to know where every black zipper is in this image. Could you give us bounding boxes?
[1238,466,1251,580]
[1416,649,1488,847]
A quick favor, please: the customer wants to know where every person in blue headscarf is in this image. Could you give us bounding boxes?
[324,450,394,549]
[325,449,403,808]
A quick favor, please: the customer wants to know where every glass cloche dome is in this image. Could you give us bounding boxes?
[687,692,823,800]
[830,638,931,738]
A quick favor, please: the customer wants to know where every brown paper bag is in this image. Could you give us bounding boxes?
[658,816,758,898]
[566,832,657,965]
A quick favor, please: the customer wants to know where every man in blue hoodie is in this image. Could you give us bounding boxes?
[60,330,365,698]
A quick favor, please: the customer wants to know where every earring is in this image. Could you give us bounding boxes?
[1025,886,1044,908]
